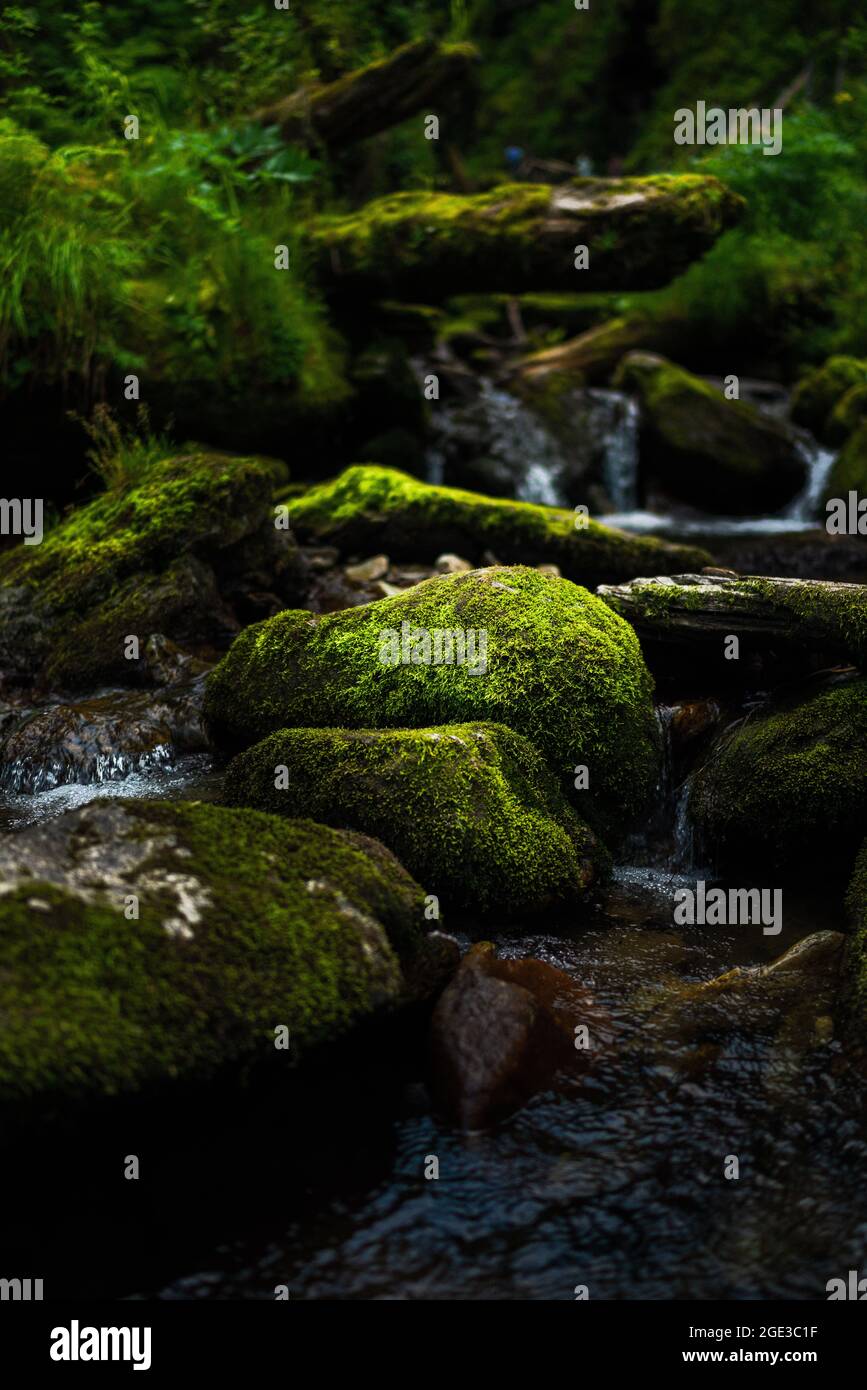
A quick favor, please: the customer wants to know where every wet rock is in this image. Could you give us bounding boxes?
[0,801,453,1116]
[647,932,845,1059]
[223,722,608,915]
[615,352,806,513]
[0,681,209,793]
[429,942,608,1128]
[204,564,662,840]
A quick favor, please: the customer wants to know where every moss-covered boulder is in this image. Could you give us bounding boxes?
[688,676,867,873]
[308,174,744,299]
[615,353,806,513]
[0,451,301,690]
[224,723,608,914]
[283,465,710,587]
[791,357,867,442]
[205,565,661,838]
[826,420,867,502]
[0,799,451,1116]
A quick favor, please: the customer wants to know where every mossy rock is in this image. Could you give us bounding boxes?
[283,465,710,587]
[615,352,806,514]
[689,676,867,873]
[205,564,661,839]
[844,840,867,1043]
[0,451,300,689]
[827,384,867,448]
[0,799,450,1117]
[826,420,867,501]
[791,357,867,442]
[224,723,609,915]
[308,174,744,299]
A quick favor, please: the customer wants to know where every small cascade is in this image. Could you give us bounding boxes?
[424,378,566,504]
[0,742,175,795]
[597,389,640,511]
[782,439,837,523]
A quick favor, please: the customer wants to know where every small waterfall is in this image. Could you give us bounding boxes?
[424,378,566,504]
[0,742,175,795]
[783,439,837,523]
[598,390,640,511]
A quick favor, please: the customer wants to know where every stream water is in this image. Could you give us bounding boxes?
[6,381,863,1299]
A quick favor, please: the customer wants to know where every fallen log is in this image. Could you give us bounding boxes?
[250,39,479,150]
[307,174,745,299]
[597,572,867,679]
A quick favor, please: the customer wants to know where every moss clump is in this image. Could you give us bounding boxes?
[308,174,743,298]
[614,352,805,513]
[826,420,867,501]
[844,840,867,1035]
[827,384,867,447]
[791,357,867,441]
[205,564,661,839]
[689,676,867,872]
[283,465,710,587]
[0,799,440,1114]
[225,723,609,915]
[0,450,289,688]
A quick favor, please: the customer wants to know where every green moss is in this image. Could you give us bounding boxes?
[827,384,867,447]
[741,577,867,668]
[827,420,867,500]
[791,356,867,440]
[0,450,280,687]
[205,564,661,839]
[283,465,710,587]
[308,174,743,298]
[689,676,867,872]
[614,351,805,513]
[225,722,609,915]
[0,800,435,1112]
[844,839,867,1032]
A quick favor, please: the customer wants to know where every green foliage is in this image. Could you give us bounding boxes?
[647,106,867,362]
[71,403,176,491]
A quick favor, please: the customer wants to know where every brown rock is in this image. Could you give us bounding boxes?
[429,942,609,1129]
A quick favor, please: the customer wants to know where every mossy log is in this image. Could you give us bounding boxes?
[514,312,690,387]
[598,572,867,676]
[250,39,479,149]
[308,175,745,299]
